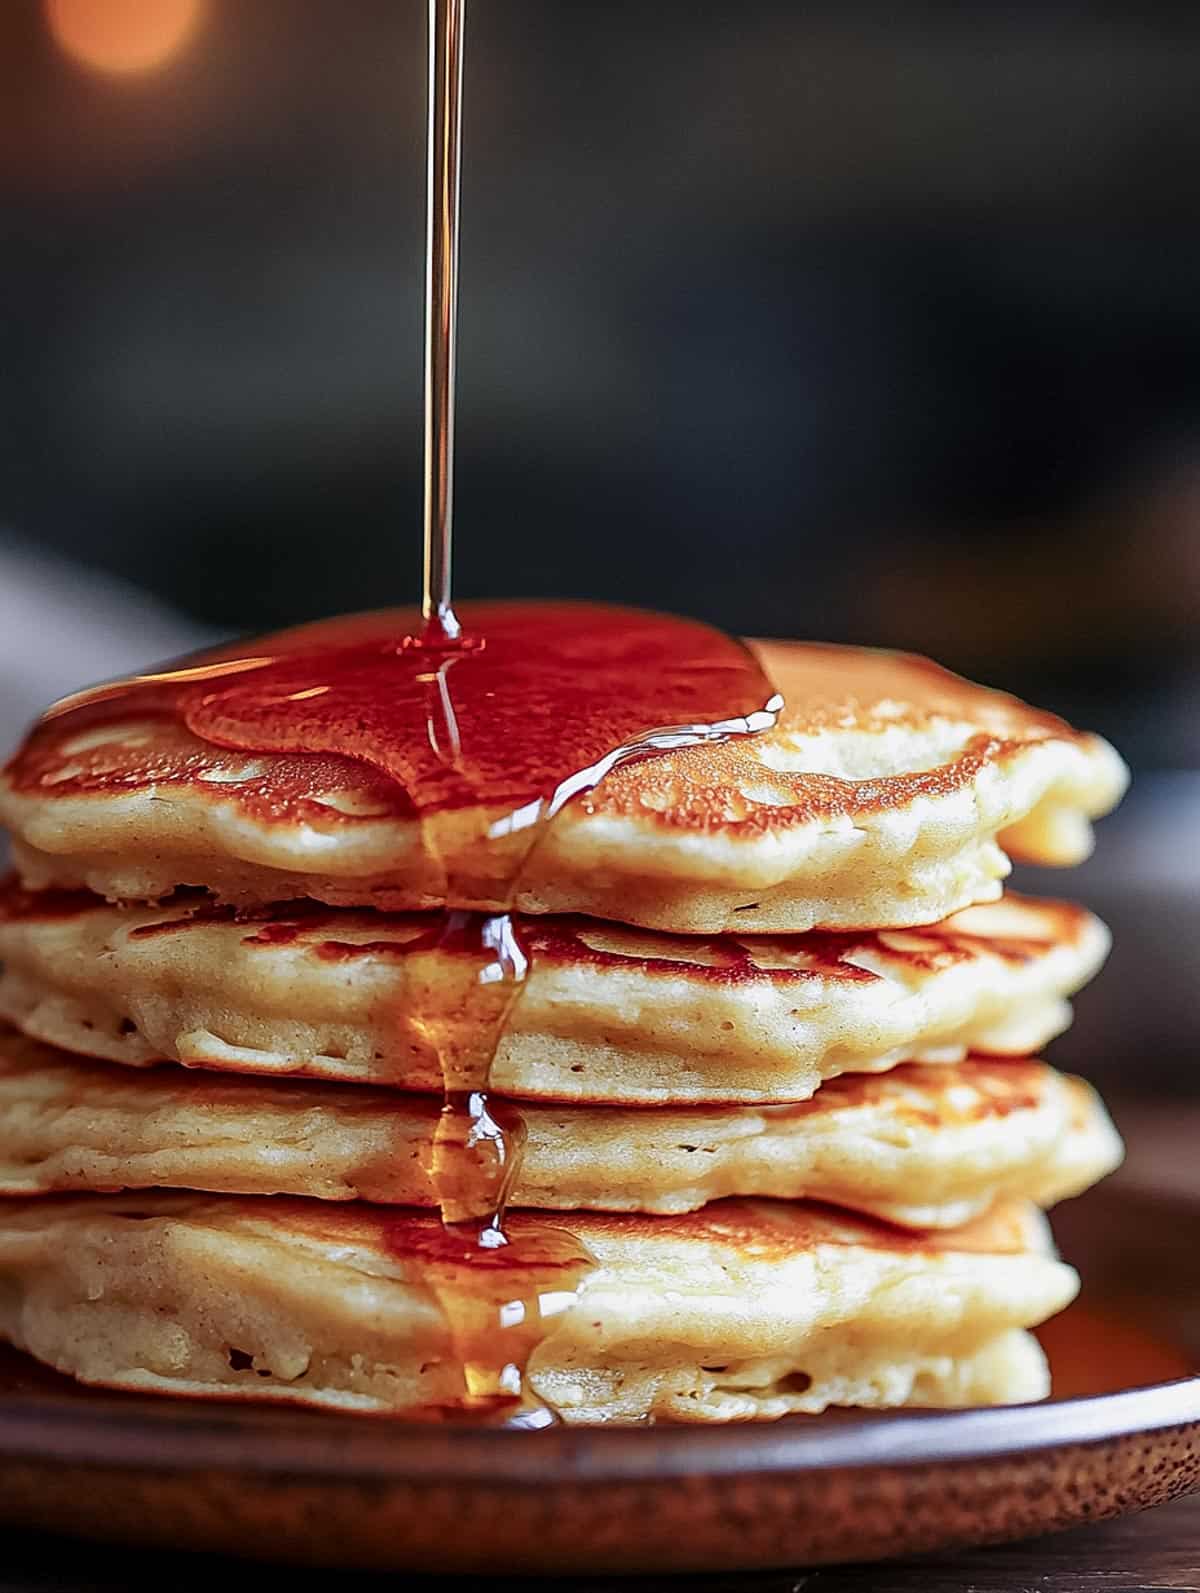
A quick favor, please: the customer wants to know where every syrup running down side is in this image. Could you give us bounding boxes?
[35,600,784,1422]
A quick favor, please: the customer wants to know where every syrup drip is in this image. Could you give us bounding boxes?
[30,0,786,1423]
[381,1212,598,1429]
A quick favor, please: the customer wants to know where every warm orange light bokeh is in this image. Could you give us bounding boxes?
[43,0,206,77]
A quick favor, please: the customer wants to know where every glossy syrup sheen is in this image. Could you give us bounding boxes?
[42,602,777,892]
[39,600,783,1422]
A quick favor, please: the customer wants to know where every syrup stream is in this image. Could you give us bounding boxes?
[422,0,464,646]
[413,0,588,1424]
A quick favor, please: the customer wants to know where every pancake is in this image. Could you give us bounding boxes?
[0,886,1109,1102]
[0,1028,1121,1225]
[0,634,1127,933]
[0,1192,1075,1421]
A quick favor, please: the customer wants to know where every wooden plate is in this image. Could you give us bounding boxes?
[0,1185,1196,1574]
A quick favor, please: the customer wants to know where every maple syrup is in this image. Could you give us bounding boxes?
[36,603,781,1419]
[29,0,785,1423]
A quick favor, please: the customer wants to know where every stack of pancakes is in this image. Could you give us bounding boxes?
[0,631,1127,1423]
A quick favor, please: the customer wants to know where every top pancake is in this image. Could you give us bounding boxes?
[0,616,1127,932]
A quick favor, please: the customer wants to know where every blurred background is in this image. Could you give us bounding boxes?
[0,0,1195,1089]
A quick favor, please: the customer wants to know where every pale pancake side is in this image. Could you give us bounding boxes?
[0,887,1109,1102]
[0,1029,1122,1226]
[0,640,1128,932]
[0,1193,1075,1422]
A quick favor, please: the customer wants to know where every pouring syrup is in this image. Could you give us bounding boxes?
[29,0,784,1423]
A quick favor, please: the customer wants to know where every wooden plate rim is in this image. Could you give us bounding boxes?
[2,1374,1198,1483]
